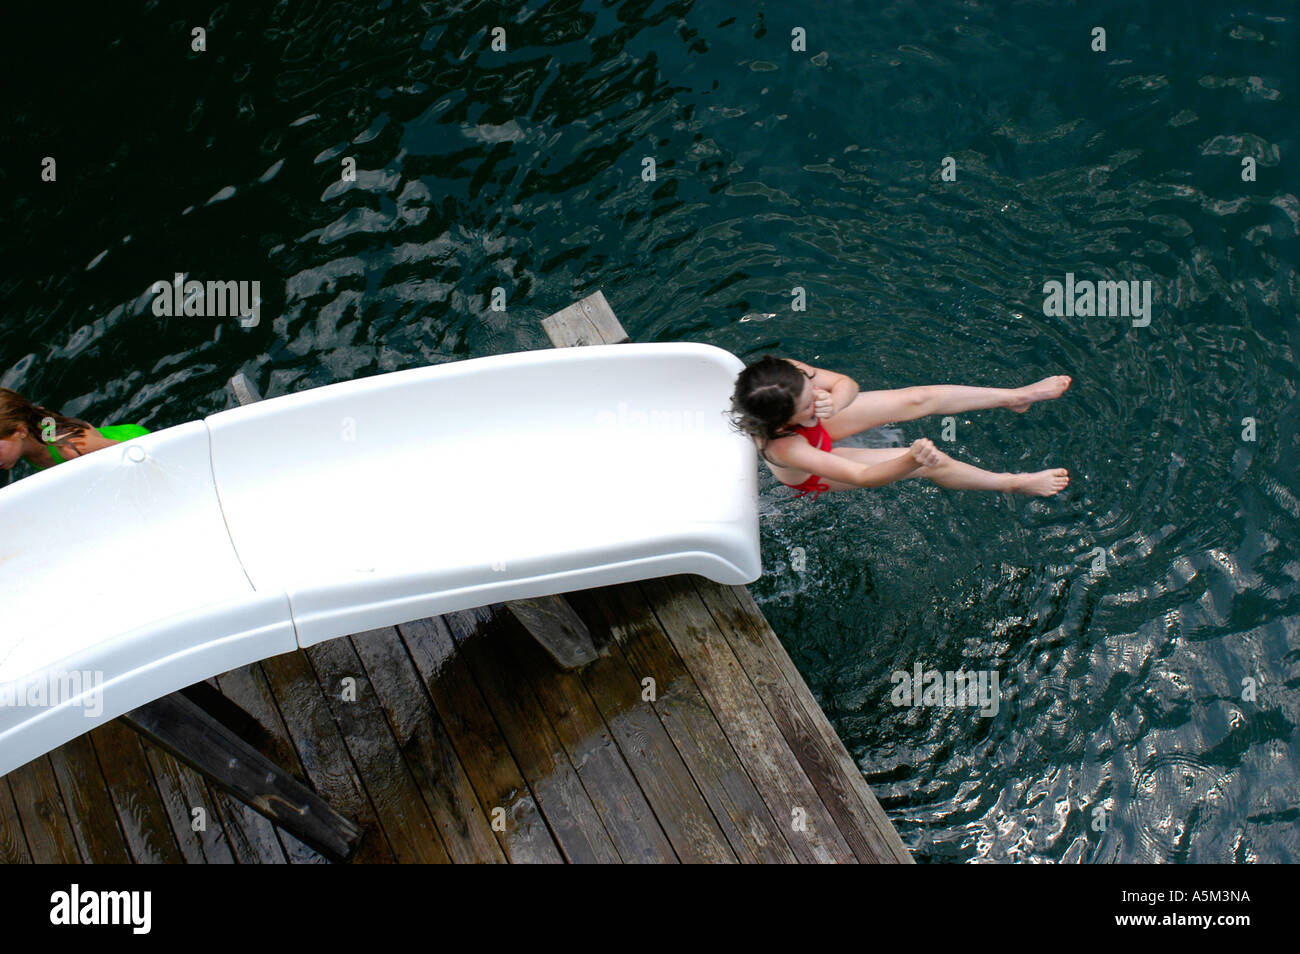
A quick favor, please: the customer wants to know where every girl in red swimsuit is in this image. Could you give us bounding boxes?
[727,355,1072,500]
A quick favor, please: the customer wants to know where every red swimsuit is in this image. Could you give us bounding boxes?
[774,421,833,499]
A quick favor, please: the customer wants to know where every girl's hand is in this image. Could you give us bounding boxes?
[909,438,942,468]
[813,387,835,419]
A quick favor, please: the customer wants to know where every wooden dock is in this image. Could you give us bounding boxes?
[0,293,910,864]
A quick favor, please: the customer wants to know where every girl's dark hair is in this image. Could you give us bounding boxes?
[726,355,813,451]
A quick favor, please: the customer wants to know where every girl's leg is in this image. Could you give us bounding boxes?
[822,376,1071,441]
[922,375,1072,416]
[821,389,932,442]
[822,446,1069,496]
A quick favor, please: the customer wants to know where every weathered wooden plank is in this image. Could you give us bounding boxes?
[211,665,332,863]
[46,735,131,863]
[540,290,629,346]
[494,615,679,863]
[140,745,227,863]
[442,607,621,862]
[257,650,395,864]
[576,584,797,862]
[349,626,505,863]
[140,743,235,864]
[504,595,599,669]
[697,579,913,863]
[212,664,310,781]
[636,576,857,863]
[0,778,33,863]
[208,789,287,863]
[303,636,450,863]
[277,829,329,863]
[543,591,746,863]
[89,720,185,863]
[7,756,82,863]
[124,691,362,862]
[115,650,328,856]
[179,680,276,751]
[226,371,263,406]
[398,615,562,863]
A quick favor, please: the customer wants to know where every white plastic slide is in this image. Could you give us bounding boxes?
[0,342,760,777]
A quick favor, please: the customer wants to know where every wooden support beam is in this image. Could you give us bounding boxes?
[540,290,629,347]
[502,596,599,669]
[122,694,363,862]
[226,371,263,407]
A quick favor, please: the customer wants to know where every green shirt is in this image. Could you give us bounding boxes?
[40,424,151,467]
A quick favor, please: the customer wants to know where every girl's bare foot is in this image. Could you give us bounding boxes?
[1008,375,1072,412]
[1009,468,1070,496]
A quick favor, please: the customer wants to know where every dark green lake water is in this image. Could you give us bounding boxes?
[3,0,1297,862]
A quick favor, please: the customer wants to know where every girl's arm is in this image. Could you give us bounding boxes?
[783,357,858,415]
[854,451,922,488]
[824,376,859,416]
[776,438,938,488]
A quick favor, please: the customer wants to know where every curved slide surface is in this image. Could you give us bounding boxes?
[0,342,760,777]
